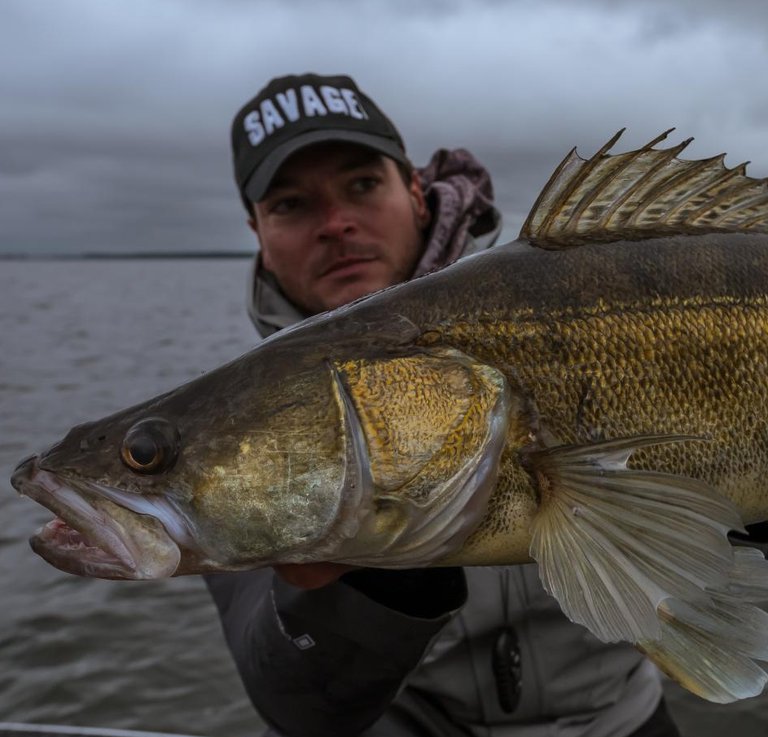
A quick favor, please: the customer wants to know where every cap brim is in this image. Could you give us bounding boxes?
[243,130,408,203]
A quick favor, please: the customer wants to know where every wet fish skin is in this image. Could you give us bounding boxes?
[426,233,768,558]
[11,131,768,703]
[11,337,367,575]
[11,233,768,573]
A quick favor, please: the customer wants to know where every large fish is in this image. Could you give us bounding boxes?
[11,129,768,703]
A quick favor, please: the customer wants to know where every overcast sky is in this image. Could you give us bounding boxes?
[3,0,768,254]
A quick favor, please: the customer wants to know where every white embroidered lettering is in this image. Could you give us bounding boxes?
[244,111,265,145]
[301,85,328,116]
[260,99,285,135]
[320,85,348,114]
[276,89,300,122]
[341,89,367,119]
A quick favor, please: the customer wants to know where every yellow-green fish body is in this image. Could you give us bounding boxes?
[11,130,768,704]
[401,233,768,562]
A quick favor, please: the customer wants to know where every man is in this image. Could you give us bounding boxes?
[206,73,681,737]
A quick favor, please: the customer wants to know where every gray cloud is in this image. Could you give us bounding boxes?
[2,0,768,252]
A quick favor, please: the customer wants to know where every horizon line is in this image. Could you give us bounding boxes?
[0,250,254,261]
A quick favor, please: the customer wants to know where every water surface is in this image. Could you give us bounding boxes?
[1,259,766,736]
[2,260,262,736]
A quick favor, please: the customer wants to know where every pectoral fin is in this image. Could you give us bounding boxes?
[526,434,768,702]
[526,435,744,642]
[641,547,768,703]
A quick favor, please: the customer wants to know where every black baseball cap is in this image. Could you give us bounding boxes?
[232,73,408,207]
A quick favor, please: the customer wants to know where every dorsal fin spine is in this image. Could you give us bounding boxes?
[710,189,768,227]
[551,130,677,237]
[538,129,628,239]
[626,154,720,227]
[664,164,745,223]
[684,176,762,225]
[602,139,694,229]
[741,210,768,229]
[519,148,579,240]
[565,146,660,232]
[642,127,677,149]
[520,129,768,247]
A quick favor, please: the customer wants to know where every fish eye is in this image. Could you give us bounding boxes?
[120,418,179,474]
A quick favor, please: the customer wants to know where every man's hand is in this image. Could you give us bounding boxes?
[274,562,356,589]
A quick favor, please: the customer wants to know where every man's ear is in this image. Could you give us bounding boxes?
[409,171,430,228]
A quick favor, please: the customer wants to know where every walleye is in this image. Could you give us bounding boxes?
[11,129,768,703]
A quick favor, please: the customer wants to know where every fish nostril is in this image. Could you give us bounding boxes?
[79,434,108,452]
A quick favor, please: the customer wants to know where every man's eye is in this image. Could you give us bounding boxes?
[350,176,380,194]
[270,197,302,214]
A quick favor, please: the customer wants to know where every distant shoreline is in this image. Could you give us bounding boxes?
[0,251,253,261]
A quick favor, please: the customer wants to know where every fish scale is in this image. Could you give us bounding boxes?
[11,130,768,704]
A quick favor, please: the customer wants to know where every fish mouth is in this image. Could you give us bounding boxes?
[11,455,182,580]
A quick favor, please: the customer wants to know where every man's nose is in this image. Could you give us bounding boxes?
[316,201,356,240]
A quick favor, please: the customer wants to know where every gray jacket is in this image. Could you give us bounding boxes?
[206,149,663,737]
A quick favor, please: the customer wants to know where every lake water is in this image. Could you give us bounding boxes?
[1,259,766,736]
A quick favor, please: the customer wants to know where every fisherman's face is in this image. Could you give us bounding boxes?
[250,142,430,314]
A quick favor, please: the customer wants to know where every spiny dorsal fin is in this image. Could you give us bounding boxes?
[520,128,768,248]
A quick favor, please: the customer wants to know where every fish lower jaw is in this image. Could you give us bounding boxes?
[27,499,181,580]
[13,460,182,580]
[31,517,142,579]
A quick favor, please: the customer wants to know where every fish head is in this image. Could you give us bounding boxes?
[12,412,187,580]
[11,310,512,579]
[10,340,364,579]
